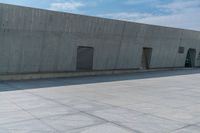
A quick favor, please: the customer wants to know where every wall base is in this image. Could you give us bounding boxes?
[0,67,195,81]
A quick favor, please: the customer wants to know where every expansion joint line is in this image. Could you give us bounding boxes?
[114,22,126,70]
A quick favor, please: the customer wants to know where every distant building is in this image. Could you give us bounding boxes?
[0,3,200,80]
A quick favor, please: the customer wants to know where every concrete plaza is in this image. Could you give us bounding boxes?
[0,69,200,133]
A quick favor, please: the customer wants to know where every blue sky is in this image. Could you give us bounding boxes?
[0,0,200,30]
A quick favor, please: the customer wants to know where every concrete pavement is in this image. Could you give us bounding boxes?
[0,69,200,133]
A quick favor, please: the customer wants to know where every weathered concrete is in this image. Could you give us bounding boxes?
[1,69,200,132]
[0,68,185,81]
[0,3,200,77]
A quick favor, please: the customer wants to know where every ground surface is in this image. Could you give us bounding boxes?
[0,69,200,133]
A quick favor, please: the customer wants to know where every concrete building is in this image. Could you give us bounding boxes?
[0,3,200,79]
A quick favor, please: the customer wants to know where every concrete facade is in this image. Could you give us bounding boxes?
[0,3,200,75]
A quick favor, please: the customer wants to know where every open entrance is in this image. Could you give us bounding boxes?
[141,47,152,69]
[185,48,196,68]
[76,46,94,71]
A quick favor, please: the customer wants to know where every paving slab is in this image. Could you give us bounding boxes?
[0,69,200,133]
[68,123,136,133]
[0,119,55,133]
[171,125,200,133]
[40,113,104,132]
[0,110,34,125]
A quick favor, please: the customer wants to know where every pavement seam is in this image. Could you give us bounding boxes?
[8,100,59,132]
[168,124,199,133]
[88,97,189,126]
[25,91,142,133]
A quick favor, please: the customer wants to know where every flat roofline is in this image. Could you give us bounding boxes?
[0,2,200,33]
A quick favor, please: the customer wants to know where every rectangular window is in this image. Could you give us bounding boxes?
[76,46,94,71]
[141,47,153,69]
[198,52,200,60]
[178,47,185,54]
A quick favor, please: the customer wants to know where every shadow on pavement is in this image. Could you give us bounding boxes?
[0,68,200,92]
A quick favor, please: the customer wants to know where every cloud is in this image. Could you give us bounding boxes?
[125,0,158,5]
[137,9,200,31]
[49,1,84,12]
[99,12,153,21]
[158,0,200,11]
[100,0,200,31]
[139,0,200,30]
[158,0,200,13]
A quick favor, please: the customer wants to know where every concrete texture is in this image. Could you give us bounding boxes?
[0,69,200,132]
[0,3,200,77]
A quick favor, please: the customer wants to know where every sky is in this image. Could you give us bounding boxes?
[0,0,200,31]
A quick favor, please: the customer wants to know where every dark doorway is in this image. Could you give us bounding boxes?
[76,46,94,71]
[185,48,196,67]
[141,47,152,69]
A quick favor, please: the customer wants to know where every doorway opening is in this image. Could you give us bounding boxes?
[185,48,196,68]
[141,47,152,69]
[76,46,94,71]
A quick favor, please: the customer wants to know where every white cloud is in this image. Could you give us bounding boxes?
[138,0,200,30]
[158,0,200,13]
[125,0,157,5]
[100,0,200,31]
[49,1,84,12]
[99,12,153,21]
[137,9,200,31]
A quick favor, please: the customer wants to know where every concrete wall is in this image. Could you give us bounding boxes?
[0,3,200,75]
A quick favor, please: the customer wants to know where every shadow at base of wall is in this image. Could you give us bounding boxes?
[0,68,200,92]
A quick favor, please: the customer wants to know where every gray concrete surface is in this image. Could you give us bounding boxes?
[0,3,200,76]
[0,69,200,133]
